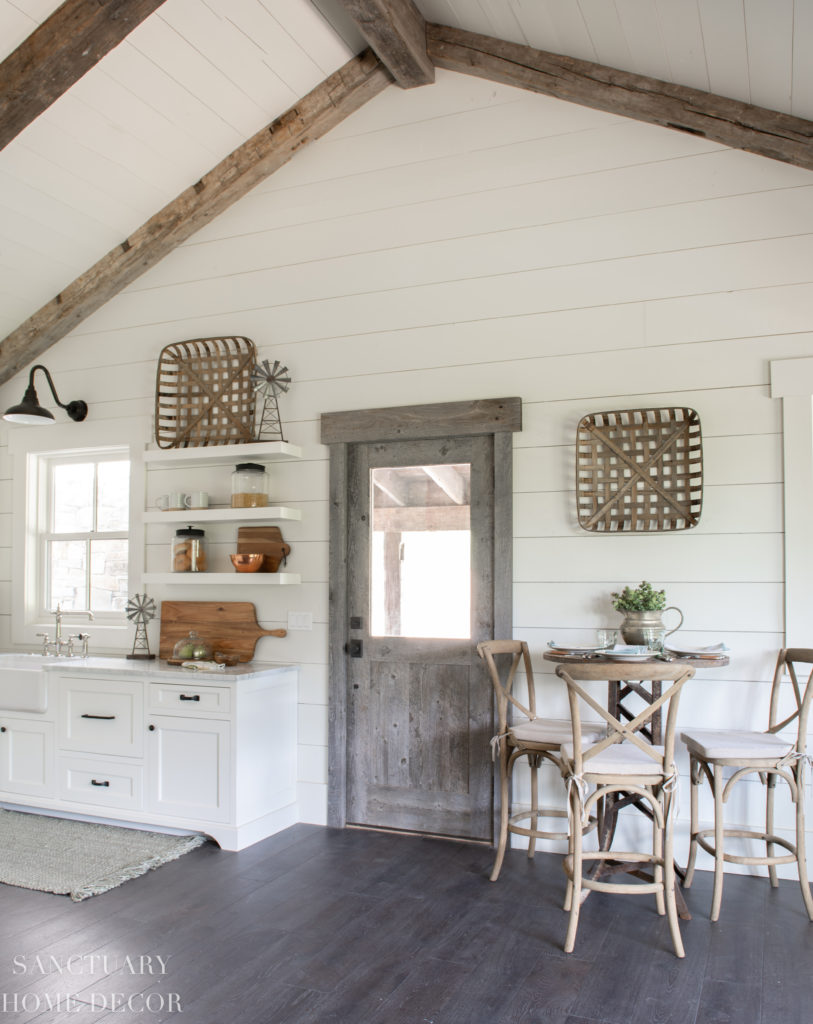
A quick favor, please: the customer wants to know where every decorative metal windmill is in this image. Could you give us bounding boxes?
[126,593,157,660]
[251,359,291,442]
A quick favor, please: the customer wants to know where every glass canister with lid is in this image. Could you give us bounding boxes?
[231,462,268,508]
[172,525,207,572]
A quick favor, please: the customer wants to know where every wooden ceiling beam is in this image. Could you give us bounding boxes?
[0,49,391,387]
[334,0,433,88]
[427,23,813,172]
[0,0,169,152]
[423,466,466,505]
[374,470,409,506]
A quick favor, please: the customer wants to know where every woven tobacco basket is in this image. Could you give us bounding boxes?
[576,407,703,532]
[155,336,257,448]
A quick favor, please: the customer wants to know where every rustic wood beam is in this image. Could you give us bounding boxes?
[0,0,169,152]
[423,465,466,505]
[426,23,813,172]
[374,469,409,506]
[321,398,522,444]
[0,49,391,386]
[374,506,470,531]
[334,0,433,88]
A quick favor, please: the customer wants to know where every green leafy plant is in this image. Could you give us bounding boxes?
[611,580,667,612]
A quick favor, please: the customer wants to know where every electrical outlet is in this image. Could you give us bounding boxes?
[287,612,313,631]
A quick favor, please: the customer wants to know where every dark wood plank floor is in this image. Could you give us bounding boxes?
[1,823,811,1024]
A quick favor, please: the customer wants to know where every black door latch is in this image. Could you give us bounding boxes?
[344,639,363,658]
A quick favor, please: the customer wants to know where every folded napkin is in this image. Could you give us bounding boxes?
[180,660,226,672]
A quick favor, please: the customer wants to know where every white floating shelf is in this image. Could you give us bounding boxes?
[143,440,302,467]
[142,506,302,524]
[142,572,301,585]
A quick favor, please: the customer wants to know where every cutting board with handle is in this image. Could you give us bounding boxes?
[159,601,286,663]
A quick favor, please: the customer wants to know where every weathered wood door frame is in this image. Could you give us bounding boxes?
[321,397,521,830]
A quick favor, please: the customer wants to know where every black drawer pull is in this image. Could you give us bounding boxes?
[81,714,116,720]
[179,694,201,702]
[90,779,110,787]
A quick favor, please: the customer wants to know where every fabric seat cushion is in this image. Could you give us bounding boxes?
[511,718,604,746]
[680,727,794,762]
[561,740,667,776]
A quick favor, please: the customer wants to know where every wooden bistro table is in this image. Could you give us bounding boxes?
[543,648,730,920]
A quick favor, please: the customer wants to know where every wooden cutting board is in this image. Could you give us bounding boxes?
[159,601,286,663]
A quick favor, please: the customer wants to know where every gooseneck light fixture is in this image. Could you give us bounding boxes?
[3,364,88,425]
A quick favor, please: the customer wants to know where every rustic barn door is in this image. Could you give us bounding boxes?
[322,399,520,842]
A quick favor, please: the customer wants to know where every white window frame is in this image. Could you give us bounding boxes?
[771,357,813,646]
[38,449,130,620]
[9,417,146,652]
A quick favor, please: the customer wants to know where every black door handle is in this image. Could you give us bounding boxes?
[81,714,115,720]
[344,639,363,658]
[179,694,201,701]
[90,779,110,787]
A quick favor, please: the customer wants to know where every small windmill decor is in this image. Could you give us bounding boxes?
[126,593,157,660]
[251,359,290,442]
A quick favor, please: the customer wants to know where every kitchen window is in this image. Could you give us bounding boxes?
[40,451,130,615]
[8,418,145,651]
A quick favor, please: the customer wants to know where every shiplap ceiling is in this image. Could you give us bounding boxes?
[0,0,810,348]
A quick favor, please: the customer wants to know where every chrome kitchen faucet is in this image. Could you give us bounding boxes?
[36,603,94,656]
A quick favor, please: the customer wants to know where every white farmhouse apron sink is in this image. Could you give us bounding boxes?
[0,654,58,712]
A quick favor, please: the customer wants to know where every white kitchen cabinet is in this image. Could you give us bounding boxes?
[0,718,55,799]
[59,677,144,757]
[58,757,143,811]
[0,659,298,851]
[142,441,303,586]
[147,715,230,823]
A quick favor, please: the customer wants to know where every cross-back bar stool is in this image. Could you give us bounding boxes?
[477,640,603,882]
[681,647,813,922]
[555,660,695,958]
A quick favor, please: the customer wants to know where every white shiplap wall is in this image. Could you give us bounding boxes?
[1,69,812,870]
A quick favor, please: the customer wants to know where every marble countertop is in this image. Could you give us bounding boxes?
[0,653,295,681]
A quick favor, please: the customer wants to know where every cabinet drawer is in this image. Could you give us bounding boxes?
[148,682,231,716]
[58,757,143,810]
[59,678,143,757]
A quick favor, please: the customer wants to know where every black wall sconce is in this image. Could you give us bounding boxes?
[3,364,88,425]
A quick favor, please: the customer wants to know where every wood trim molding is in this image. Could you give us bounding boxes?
[426,23,813,172]
[321,397,522,444]
[334,0,433,88]
[0,49,392,387]
[0,0,169,152]
[770,358,813,647]
[325,399,518,830]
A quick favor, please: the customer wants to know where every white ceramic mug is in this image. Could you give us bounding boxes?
[185,491,209,510]
[156,492,187,511]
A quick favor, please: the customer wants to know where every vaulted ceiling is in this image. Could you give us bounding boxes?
[0,0,811,383]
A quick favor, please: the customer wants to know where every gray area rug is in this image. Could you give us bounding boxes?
[0,808,206,900]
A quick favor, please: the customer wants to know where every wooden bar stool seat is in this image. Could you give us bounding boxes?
[681,647,813,923]
[477,640,602,882]
[555,660,695,958]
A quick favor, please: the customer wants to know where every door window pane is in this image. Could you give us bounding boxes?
[370,464,471,639]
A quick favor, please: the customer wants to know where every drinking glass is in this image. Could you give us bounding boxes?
[640,626,665,656]
[596,628,618,649]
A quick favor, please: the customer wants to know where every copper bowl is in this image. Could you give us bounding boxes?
[230,553,263,573]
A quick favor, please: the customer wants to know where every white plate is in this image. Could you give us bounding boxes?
[665,644,729,658]
[602,651,655,661]
[548,642,607,654]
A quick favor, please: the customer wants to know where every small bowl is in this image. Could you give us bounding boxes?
[230,553,263,573]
